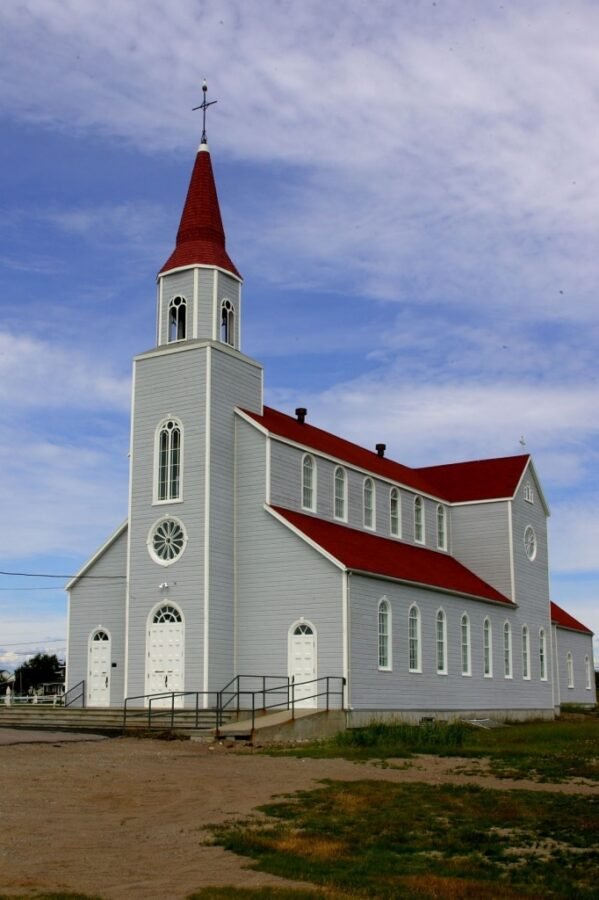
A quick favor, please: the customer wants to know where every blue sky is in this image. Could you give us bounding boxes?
[0,0,597,670]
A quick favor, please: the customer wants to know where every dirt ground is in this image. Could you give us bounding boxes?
[1,736,596,900]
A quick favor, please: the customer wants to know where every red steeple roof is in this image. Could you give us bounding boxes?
[160,145,241,279]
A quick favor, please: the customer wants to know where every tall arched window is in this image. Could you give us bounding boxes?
[378,599,391,670]
[567,652,574,688]
[414,496,424,544]
[504,622,512,678]
[437,505,447,550]
[461,613,471,675]
[363,478,375,530]
[408,605,421,672]
[168,296,186,342]
[436,609,447,674]
[390,488,401,537]
[522,625,530,679]
[539,628,547,680]
[334,467,347,521]
[221,299,235,346]
[483,618,492,677]
[156,419,182,501]
[302,454,315,511]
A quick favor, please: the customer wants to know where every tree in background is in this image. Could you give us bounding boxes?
[12,653,64,695]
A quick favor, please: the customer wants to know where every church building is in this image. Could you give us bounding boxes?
[66,109,595,722]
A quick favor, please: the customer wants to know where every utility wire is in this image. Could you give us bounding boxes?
[0,571,126,580]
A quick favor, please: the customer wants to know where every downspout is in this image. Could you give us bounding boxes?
[345,570,352,715]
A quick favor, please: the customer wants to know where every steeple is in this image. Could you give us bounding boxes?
[160,84,240,279]
[159,144,241,279]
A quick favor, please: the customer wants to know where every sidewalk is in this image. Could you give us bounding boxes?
[0,728,108,746]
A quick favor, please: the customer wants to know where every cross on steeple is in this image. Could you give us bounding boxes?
[193,80,218,145]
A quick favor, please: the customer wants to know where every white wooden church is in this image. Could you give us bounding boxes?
[66,112,595,721]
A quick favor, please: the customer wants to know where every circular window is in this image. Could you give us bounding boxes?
[524,525,537,561]
[148,517,187,565]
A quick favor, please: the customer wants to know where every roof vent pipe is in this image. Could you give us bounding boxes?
[376,443,386,458]
[295,407,307,424]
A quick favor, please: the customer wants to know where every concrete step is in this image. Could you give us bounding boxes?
[0,705,235,736]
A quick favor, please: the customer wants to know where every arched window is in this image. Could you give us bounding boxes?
[168,296,186,342]
[585,656,592,690]
[522,625,530,679]
[221,299,235,347]
[504,622,512,678]
[539,628,547,680]
[92,630,110,642]
[390,488,401,537]
[153,604,182,624]
[378,599,391,670]
[408,605,421,672]
[363,478,375,530]
[437,505,447,550]
[302,454,315,511]
[436,609,447,674]
[567,652,574,688]
[524,481,534,503]
[156,419,182,501]
[483,618,492,677]
[461,613,471,675]
[414,496,424,544]
[334,467,347,521]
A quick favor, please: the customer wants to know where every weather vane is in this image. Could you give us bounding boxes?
[193,80,217,144]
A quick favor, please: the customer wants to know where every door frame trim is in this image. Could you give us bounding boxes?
[288,618,318,705]
[144,601,185,704]
[87,626,112,707]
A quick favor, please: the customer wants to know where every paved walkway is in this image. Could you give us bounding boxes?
[0,728,108,746]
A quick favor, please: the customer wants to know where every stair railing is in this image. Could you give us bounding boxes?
[64,680,85,708]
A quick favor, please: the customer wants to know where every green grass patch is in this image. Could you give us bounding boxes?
[267,718,599,781]
[209,781,599,899]
[189,889,341,899]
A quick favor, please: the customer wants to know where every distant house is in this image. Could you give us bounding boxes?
[66,126,596,720]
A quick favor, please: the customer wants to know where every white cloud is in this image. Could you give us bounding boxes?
[0,329,130,412]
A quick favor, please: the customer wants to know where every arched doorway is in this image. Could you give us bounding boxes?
[88,629,111,707]
[288,621,317,708]
[146,604,184,708]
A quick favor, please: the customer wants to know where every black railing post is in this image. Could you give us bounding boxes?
[195,692,199,729]
[148,698,152,728]
[252,692,255,732]
[291,678,295,720]
[170,692,175,729]
[262,675,266,711]
[236,676,240,716]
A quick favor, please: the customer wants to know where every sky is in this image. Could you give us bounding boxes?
[0,0,598,672]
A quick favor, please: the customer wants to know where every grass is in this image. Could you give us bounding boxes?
[189,889,345,899]
[209,780,599,899]
[266,716,599,781]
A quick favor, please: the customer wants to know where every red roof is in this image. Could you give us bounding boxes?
[244,406,528,503]
[551,601,593,635]
[271,505,513,605]
[417,456,530,503]
[160,146,241,279]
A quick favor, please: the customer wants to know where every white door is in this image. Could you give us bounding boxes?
[290,623,317,708]
[88,630,111,707]
[146,605,184,708]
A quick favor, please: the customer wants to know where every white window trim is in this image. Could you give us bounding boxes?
[524,525,537,561]
[334,466,348,522]
[146,515,188,567]
[390,487,401,538]
[436,504,447,551]
[524,481,534,503]
[414,496,425,545]
[301,453,316,512]
[363,477,376,531]
[153,417,184,505]
[436,608,447,675]
[585,655,592,690]
[483,617,493,678]
[539,628,547,681]
[408,604,422,673]
[566,651,574,689]
[220,297,236,348]
[378,597,392,671]
[461,613,471,676]
[504,622,513,679]
[522,625,531,680]
[167,295,187,343]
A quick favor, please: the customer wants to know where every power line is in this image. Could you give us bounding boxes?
[0,638,65,647]
[0,571,126,580]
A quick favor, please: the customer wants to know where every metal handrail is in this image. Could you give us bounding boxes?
[122,675,346,735]
[64,680,85,708]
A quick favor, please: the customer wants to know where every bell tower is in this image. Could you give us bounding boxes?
[125,87,262,702]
